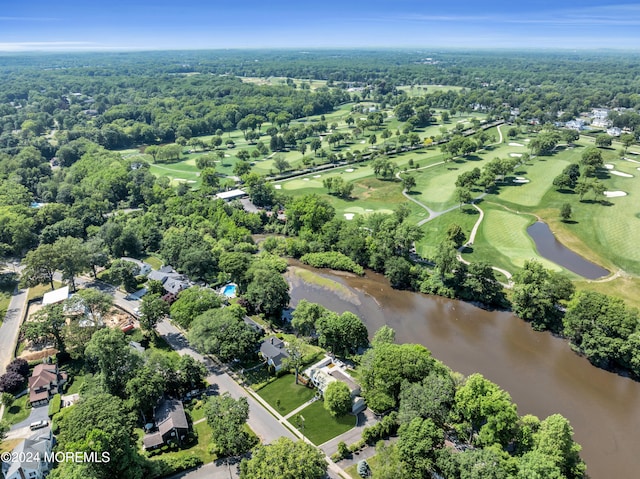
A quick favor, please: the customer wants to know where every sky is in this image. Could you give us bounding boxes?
[2,0,640,51]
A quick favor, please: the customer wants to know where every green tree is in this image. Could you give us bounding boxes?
[240,437,327,479]
[85,328,141,396]
[401,175,416,192]
[397,417,443,477]
[273,156,290,174]
[286,194,335,234]
[324,381,352,417]
[1,392,15,409]
[291,299,328,336]
[125,366,164,421]
[139,293,169,335]
[532,414,586,478]
[22,303,67,353]
[360,342,441,413]
[54,393,144,479]
[316,311,369,356]
[511,260,574,331]
[446,223,467,248]
[560,203,572,221]
[371,325,396,346]
[283,337,305,384]
[454,187,472,208]
[67,288,113,321]
[105,259,138,292]
[169,286,222,329]
[189,306,260,361]
[398,372,455,427]
[563,291,638,369]
[450,373,518,447]
[595,133,612,148]
[244,268,290,319]
[21,242,58,290]
[205,393,251,456]
[580,146,604,168]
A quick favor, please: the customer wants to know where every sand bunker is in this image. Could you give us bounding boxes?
[605,164,614,170]
[360,140,366,144]
[509,142,524,147]
[303,178,310,181]
[624,157,640,164]
[513,176,530,183]
[524,139,531,142]
[313,175,321,178]
[345,168,354,172]
[344,213,355,220]
[630,151,640,155]
[274,184,282,189]
[509,153,523,158]
[365,209,374,212]
[610,170,633,177]
[604,191,627,197]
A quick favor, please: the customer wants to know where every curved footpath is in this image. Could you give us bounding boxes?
[399,124,514,283]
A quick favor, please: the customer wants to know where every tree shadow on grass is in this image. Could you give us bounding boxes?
[561,220,579,225]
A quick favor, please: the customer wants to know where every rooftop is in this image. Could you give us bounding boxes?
[42,286,69,305]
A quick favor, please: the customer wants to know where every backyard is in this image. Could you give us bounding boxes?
[255,373,316,416]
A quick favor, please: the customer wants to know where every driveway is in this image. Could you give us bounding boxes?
[165,458,241,479]
[5,403,50,441]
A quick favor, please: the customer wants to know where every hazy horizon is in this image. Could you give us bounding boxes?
[2,0,640,52]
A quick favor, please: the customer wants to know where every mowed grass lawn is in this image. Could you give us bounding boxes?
[295,400,355,445]
[464,202,564,275]
[256,374,316,416]
[416,207,481,259]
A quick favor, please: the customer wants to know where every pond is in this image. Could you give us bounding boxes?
[527,221,609,279]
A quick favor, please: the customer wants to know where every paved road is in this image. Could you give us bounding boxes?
[155,319,296,445]
[0,286,28,375]
[165,459,240,479]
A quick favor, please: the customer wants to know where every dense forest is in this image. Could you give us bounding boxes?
[1,49,640,478]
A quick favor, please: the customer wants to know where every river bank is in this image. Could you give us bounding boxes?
[287,261,640,479]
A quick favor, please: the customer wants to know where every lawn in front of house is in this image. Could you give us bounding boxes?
[3,393,31,426]
[295,399,355,445]
[255,373,316,416]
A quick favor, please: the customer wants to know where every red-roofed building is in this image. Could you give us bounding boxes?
[28,364,67,406]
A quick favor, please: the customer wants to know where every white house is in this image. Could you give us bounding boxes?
[2,434,53,479]
[304,356,365,413]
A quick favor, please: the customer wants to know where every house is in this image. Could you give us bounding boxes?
[121,257,152,276]
[607,127,622,137]
[260,336,289,372]
[304,356,365,413]
[143,399,189,450]
[565,119,586,131]
[1,433,53,479]
[29,363,67,406]
[148,266,190,295]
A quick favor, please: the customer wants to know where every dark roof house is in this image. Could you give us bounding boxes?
[260,336,290,372]
[142,399,189,450]
[148,266,190,295]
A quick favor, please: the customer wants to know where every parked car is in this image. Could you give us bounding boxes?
[30,420,48,430]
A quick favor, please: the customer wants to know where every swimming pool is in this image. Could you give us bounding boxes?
[222,284,237,298]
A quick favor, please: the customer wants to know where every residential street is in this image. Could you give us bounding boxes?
[155,318,296,445]
[0,286,28,375]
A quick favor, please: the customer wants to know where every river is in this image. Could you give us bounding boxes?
[287,262,640,479]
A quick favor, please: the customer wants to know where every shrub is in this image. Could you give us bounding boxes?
[0,371,26,394]
[361,411,399,444]
[48,394,61,416]
[6,358,29,377]
[300,252,364,275]
[337,441,350,459]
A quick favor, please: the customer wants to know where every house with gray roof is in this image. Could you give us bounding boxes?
[142,399,189,450]
[147,266,190,296]
[260,336,289,372]
[2,433,53,479]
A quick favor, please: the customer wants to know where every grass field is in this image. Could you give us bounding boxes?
[255,374,316,415]
[463,202,564,275]
[3,394,30,426]
[295,400,355,445]
[416,208,480,259]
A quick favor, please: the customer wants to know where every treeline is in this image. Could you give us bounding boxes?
[351,328,586,478]
[511,260,640,376]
